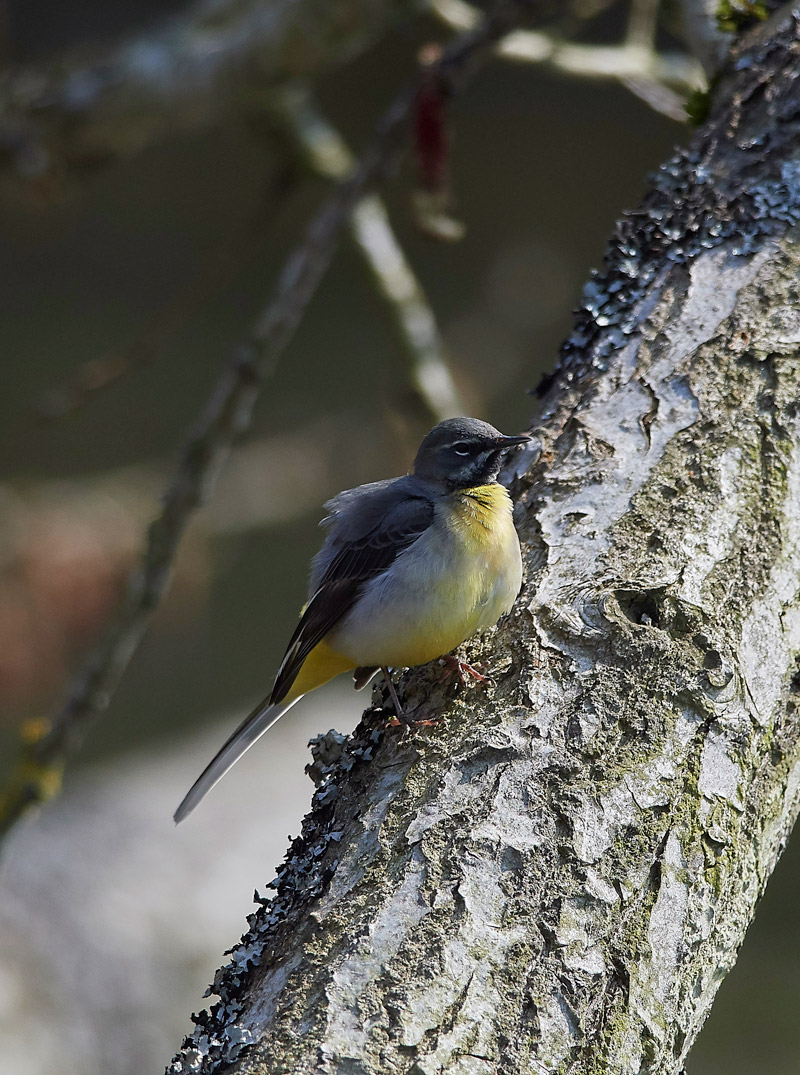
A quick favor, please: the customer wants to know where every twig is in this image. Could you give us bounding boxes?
[430,0,704,107]
[0,0,537,840]
[274,85,464,424]
[619,74,688,121]
[620,0,693,121]
[625,0,661,50]
[679,0,731,76]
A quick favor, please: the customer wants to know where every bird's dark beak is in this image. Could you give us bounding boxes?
[496,433,532,449]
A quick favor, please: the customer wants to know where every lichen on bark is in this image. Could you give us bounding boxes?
[168,9,800,1075]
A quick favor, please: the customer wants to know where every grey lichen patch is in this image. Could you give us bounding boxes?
[629,832,690,1035]
[556,896,610,976]
[698,729,744,807]
[322,846,431,1059]
[166,709,417,1075]
[537,12,800,403]
[738,446,800,723]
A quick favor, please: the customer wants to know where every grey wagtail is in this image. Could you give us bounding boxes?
[174,417,530,822]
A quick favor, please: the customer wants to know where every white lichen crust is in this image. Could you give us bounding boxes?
[168,11,800,1075]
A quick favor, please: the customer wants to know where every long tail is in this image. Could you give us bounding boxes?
[173,694,303,823]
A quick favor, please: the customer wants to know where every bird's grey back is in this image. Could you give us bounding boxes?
[308,474,438,596]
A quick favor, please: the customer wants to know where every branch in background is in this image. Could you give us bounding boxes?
[0,355,260,835]
[0,0,419,193]
[625,0,661,46]
[617,74,688,121]
[430,0,704,121]
[679,0,732,75]
[0,413,382,720]
[0,0,713,200]
[0,0,539,841]
[274,85,465,425]
[620,0,690,120]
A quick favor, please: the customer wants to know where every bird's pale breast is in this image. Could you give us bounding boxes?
[328,483,522,668]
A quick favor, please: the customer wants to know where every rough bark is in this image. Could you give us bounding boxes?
[169,9,800,1075]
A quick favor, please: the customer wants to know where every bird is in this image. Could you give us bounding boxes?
[174,417,531,823]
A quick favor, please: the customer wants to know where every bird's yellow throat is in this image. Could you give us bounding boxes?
[451,483,512,540]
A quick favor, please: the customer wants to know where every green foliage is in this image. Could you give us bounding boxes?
[685,87,711,125]
[716,0,769,33]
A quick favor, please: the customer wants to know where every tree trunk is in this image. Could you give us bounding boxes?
[169,9,800,1074]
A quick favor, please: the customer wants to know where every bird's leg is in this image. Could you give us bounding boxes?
[381,667,438,729]
[381,666,408,724]
[439,653,491,686]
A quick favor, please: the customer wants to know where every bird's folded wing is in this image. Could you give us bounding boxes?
[270,492,434,704]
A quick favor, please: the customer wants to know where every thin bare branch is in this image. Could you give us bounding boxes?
[679,0,731,75]
[618,0,695,121]
[0,0,538,841]
[620,73,689,121]
[625,0,661,49]
[430,0,704,102]
[275,85,464,424]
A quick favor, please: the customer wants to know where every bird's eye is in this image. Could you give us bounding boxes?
[452,443,470,457]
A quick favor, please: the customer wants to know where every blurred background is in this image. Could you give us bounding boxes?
[0,2,797,1073]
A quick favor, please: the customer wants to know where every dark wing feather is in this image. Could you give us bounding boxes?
[270,492,434,705]
[270,579,359,704]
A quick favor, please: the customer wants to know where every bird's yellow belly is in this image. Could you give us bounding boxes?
[328,484,522,669]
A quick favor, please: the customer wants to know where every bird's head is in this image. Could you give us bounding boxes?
[412,417,531,489]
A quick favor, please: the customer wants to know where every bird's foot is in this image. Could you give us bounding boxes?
[386,713,439,731]
[379,668,438,731]
[438,654,491,686]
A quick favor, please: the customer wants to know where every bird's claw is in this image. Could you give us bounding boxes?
[386,713,438,732]
[438,654,492,686]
